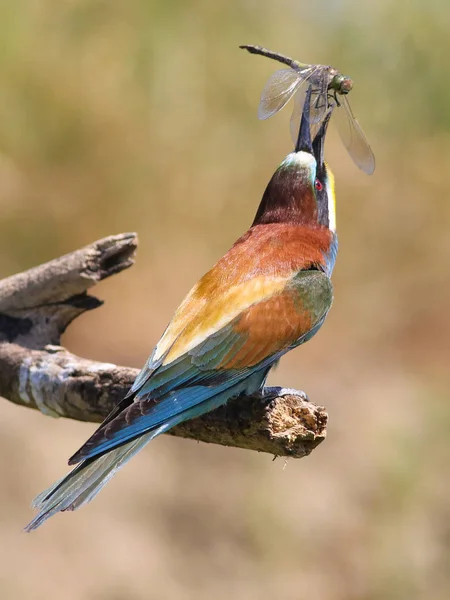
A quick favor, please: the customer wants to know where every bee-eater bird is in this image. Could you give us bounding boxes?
[25,89,338,531]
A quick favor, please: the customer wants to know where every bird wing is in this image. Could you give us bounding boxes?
[69,268,333,464]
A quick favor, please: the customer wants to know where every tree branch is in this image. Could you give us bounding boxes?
[0,234,327,458]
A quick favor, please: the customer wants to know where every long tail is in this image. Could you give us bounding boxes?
[25,371,268,531]
[24,386,235,532]
[24,424,169,532]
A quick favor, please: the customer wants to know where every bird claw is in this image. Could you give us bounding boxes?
[260,386,309,402]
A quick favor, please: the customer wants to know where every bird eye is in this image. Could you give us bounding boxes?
[315,179,323,192]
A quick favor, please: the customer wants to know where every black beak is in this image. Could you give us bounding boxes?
[294,85,313,154]
[312,108,333,168]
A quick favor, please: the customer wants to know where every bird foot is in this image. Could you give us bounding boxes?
[260,386,309,402]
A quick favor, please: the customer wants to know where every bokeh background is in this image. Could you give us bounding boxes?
[0,1,449,598]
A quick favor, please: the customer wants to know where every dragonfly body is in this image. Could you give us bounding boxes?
[240,44,375,175]
[25,87,338,532]
[287,62,354,111]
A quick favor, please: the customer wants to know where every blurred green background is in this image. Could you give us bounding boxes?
[0,1,449,599]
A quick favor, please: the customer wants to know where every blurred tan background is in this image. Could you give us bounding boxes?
[0,1,449,599]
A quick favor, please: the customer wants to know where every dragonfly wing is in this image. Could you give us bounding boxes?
[289,84,308,145]
[258,68,303,120]
[335,95,376,175]
[308,66,330,125]
[289,66,329,141]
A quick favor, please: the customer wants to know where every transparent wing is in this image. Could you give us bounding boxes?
[309,67,331,125]
[258,68,303,120]
[289,67,331,143]
[334,95,376,175]
[289,85,308,145]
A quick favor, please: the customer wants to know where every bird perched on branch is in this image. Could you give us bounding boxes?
[26,88,338,531]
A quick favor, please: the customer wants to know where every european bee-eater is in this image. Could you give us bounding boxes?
[25,89,337,531]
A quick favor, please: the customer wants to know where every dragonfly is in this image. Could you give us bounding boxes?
[240,44,375,175]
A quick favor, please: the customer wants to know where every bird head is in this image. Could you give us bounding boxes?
[252,87,335,230]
